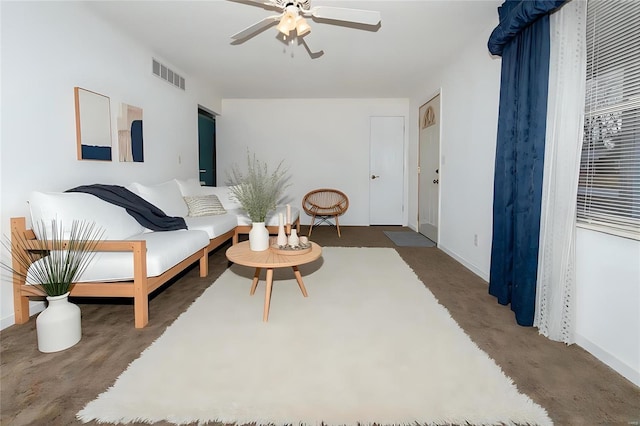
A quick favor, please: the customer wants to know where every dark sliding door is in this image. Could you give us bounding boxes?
[198,108,216,186]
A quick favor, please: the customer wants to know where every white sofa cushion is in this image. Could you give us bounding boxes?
[183,214,238,240]
[175,181,297,226]
[200,186,242,210]
[28,191,145,240]
[44,229,210,282]
[233,205,300,227]
[129,180,188,217]
[175,178,207,196]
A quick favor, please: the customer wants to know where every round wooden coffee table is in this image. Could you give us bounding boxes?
[225,241,322,322]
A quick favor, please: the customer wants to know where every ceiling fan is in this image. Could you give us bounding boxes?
[230,0,381,56]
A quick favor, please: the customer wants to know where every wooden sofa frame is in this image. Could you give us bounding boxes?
[10,217,235,329]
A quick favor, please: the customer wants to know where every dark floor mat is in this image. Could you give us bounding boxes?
[383,231,436,247]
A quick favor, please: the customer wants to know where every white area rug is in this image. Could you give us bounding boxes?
[77,247,552,425]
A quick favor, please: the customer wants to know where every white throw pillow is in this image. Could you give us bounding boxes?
[183,195,227,217]
[175,178,207,196]
[200,186,243,210]
[28,191,145,240]
[129,180,188,217]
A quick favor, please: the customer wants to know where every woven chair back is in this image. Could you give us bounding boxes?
[302,189,349,216]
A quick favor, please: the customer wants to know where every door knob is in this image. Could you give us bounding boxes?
[371,175,380,180]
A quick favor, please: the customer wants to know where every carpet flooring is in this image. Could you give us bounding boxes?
[1,226,638,425]
[77,248,550,425]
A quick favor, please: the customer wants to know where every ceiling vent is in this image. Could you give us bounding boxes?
[152,58,185,90]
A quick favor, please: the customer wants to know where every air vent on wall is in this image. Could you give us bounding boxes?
[152,58,185,90]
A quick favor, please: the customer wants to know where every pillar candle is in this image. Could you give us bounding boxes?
[286,204,291,225]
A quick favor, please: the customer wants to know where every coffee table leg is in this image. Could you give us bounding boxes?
[263,268,274,322]
[250,267,261,295]
[292,266,308,297]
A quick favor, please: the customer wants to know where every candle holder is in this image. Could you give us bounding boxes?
[277,222,287,246]
[270,237,312,255]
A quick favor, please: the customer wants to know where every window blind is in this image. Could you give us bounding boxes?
[577,0,640,240]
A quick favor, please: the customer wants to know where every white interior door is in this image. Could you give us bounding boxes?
[418,95,440,242]
[370,116,404,225]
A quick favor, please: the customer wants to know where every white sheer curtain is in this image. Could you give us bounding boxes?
[535,0,587,344]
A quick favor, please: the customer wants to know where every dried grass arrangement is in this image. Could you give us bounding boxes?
[226,151,290,222]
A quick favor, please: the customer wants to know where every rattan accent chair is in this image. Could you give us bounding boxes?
[302,188,349,237]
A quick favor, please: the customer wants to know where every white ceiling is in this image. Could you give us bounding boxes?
[84,0,501,99]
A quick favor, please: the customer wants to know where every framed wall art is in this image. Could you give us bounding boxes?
[118,103,144,162]
[74,87,112,161]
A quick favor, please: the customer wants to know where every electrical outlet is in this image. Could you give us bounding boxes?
[474,234,478,246]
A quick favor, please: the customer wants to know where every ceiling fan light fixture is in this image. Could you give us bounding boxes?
[277,8,297,36]
[276,16,290,36]
[232,1,381,57]
[295,16,311,37]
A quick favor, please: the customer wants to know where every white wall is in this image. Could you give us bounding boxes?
[407,23,501,281]
[0,2,222,328]
[216,98,410,227]
[575,228,640,386]
[403,19,639,385]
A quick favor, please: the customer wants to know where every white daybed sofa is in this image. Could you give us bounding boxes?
[11,178,299,328]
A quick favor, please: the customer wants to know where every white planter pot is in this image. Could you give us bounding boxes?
[36,292,82,353]
[249,222,270,251]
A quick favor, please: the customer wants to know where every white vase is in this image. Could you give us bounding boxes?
[249,222,270,251]
[36,292,82,353]
[288,228,300,247]
[277,223,288,247]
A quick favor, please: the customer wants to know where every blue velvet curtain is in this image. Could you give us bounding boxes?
[487,0,565,326]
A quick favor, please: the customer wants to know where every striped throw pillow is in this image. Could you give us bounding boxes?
[183,195,227,217]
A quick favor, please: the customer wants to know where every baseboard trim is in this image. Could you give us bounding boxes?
[575,333,640,387]
[438,245,489,282]
[0,301,45,330]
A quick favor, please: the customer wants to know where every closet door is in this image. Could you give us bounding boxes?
[370,116,404,225]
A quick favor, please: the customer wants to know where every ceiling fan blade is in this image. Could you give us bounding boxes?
[300,33,324,58]
[230,0,282,10]
[231,14,282,40]
[309,6,381,26]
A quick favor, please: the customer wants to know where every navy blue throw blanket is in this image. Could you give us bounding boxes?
[66,184,187,232]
